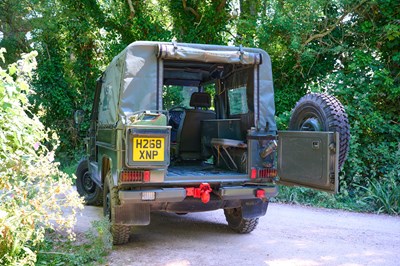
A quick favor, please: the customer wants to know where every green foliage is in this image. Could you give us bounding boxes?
[163,85,185,110]
[0,51,83,265]
[275,186,373,212]
[358,176,399,215]
[166,0,230,44]
[0,0,31,66]
[36,218,112,266]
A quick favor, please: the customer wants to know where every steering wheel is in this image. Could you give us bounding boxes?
[168,106,186,130]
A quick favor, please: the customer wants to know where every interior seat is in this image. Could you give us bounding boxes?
[177,92,216,160]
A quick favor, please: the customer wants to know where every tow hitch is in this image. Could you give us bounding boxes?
[185,183,213,204]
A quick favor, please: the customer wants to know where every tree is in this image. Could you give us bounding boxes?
[165,0,230,44]
[0,0,32,66]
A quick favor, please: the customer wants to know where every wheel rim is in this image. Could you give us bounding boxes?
[231,208,241,218]
[300,117,322,131]
[82,172,96,193]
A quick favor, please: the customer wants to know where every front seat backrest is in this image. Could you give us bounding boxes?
[178,92,216,160]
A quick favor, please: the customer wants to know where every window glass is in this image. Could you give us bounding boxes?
[228,87,248,115]
[163,85,216,110]
[162,85,198,109]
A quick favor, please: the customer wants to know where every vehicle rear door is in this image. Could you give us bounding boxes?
[277,131,339,193]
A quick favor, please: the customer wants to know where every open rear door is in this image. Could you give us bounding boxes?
[277,131,339,193]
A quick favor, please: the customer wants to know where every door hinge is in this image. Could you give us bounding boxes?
[329,173,335,184]
[329,143,336,153]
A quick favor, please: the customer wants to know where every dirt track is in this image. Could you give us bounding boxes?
[76,203,400,266]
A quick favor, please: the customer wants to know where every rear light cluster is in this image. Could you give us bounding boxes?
[250,167,277,179]
[258,168,277,178]
[120,170,150,183]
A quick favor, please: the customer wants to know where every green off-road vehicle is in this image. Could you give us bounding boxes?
[75,41,350,244]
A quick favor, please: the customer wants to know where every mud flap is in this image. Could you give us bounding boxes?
[241,199,269,219]
[115,203,150,225]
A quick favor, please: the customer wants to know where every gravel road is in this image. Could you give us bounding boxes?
[76,203,400,266]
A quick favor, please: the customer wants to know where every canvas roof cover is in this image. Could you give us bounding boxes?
[98,41,276,131]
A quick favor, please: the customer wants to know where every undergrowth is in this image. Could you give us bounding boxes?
[36,218,112,266]
[275,174,399,215]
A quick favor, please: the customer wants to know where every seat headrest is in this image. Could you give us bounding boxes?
[190,92,211,108]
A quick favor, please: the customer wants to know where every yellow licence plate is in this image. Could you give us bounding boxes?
[133,137,164,161]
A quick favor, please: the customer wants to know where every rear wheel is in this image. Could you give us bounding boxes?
[103,172,130,245]
[224,208,259,234]
[76,159,103,206]
[289,93,350,169]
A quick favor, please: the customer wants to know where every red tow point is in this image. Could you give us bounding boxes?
[256,189,265,199]
[185,183,213,204]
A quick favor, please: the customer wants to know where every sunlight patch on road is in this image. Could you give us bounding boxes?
[165,260,191,266]
[265,259,321,266]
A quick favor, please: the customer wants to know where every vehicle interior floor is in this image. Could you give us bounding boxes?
[166,161,241,177]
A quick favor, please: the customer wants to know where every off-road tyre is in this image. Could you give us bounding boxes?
[289,93,350,169]
[103,172,130,245]
[224,208,259,234]
[111,225,131,245]
[75,159,103,206]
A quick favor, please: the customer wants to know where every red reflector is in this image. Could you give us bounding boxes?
[251,168,257,179]
[143,170,150,182]
[256,189,265,199]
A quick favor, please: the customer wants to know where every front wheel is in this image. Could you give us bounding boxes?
[224,208,259,234]
[103,172,130,245]
[76,159,103,206]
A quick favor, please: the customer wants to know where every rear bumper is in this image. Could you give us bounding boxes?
[115,185,277,225]
[118,185,278,204]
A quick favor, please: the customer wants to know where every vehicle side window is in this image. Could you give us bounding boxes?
[162,86,199,109]
[228,87,248,115]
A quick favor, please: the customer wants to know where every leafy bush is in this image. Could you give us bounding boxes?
[0,49,83,265]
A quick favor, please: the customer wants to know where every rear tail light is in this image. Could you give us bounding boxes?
[258,168,277,178]
[250,168,277,180]
[250,167,257,179]
[120,170,151,183]
[143,170,150,182]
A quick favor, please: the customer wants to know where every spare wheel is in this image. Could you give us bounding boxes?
[289,93,350,169]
